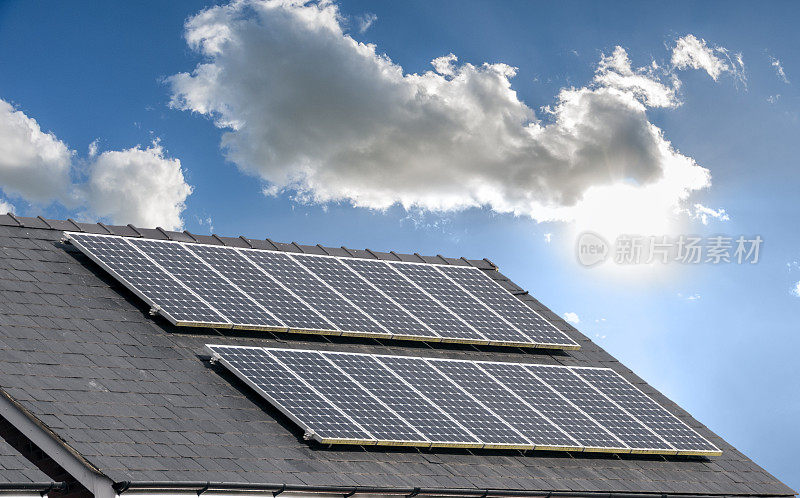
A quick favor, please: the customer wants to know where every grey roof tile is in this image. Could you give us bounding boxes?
[0,221,794,497]
[0,435,52,484]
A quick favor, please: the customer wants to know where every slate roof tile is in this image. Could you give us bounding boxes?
[0,437,52,484]
[0,220,793,496]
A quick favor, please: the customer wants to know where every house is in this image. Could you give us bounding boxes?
[0,213,794,498]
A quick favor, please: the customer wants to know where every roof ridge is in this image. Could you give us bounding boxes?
[0,213,497,270]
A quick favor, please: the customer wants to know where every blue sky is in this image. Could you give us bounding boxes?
[1,0,798,489]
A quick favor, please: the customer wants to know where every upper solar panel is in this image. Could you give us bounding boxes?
[67,232,579,349]
[207,345,721,456]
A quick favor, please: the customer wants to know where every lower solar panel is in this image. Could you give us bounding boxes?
[430,360,581,450]
[377,355,532,449]
[268,349,425,445]
[209,345,371,443]
[207,345,722,455]
[323,352,479,447]
[573,367,720,455]
[526,365,669,453]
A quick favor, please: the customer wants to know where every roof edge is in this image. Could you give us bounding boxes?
[111,481,795,498]
[0,214,497,270]
[0,390,114,498]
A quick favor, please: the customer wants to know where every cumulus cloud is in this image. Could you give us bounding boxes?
[168,1,735,234]
[671,34,745,84]
[80,143,192,230]
[563,312,580,324]
[0,99,73,204]
[0,99,192,230]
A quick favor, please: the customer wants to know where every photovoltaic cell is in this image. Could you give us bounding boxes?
[342,259,481,342]
[293,255,435,338]
[243,250,384,335]
[207,345,370,442]
[68,233,579,349]
[526,365,668,452]
[377,355,530,447]
[68,233,227,326]
[479,362,624,449]
[390,262,531,345]
[207,346,720,455]
[269,349,423,443]
[324,352,478,445]
[574,368,719,453]
[188,245,333,331]
[430,360,579,449]
[129,239,282,328]
[437,265,579,348]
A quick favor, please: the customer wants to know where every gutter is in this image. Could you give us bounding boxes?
[0,482,66,494]
[110,482,796,498]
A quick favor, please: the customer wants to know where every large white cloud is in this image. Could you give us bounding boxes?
[0,99,192,230]
[168,1,734,234]
[81,143,192,230]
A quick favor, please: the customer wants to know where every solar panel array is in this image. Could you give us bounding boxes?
[208,345,721,456]
[67,232,578,349]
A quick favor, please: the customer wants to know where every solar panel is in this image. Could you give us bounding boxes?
[430,359,580,451]
[573,368,721,455]
[376,355,531,449]
[207,346,721,456]
[526,365,669,453]
[188,245,335,332]
[293,255,436,340]
[67,232,578,349]
[242,250,386,336]
[389,262,533,346]
[207,345,371,443]
[323,352,479,447]
[129,239,283,330]
[268,349,425,445]
[342,259,483,343]
[68,233,229,327]
[437,265,579,349]
[478,362,626,450]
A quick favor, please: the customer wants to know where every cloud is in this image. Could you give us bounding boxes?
[690,203,729,225]
[0,199,14,215]
[792,281,800,298]
[0,99,192,230]
[355,13,377,33]
[0,99,73,204]
[543,232,552,243]
[671,34,745,84]
[563,312,580,324]
[80,142,192,230]
[168,1,734,234]
[88,139,99,158]
[767,94,781,104]
[769,56,789,84]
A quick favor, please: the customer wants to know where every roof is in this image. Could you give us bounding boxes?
[0,214,794,497]
[0,433,57,489]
